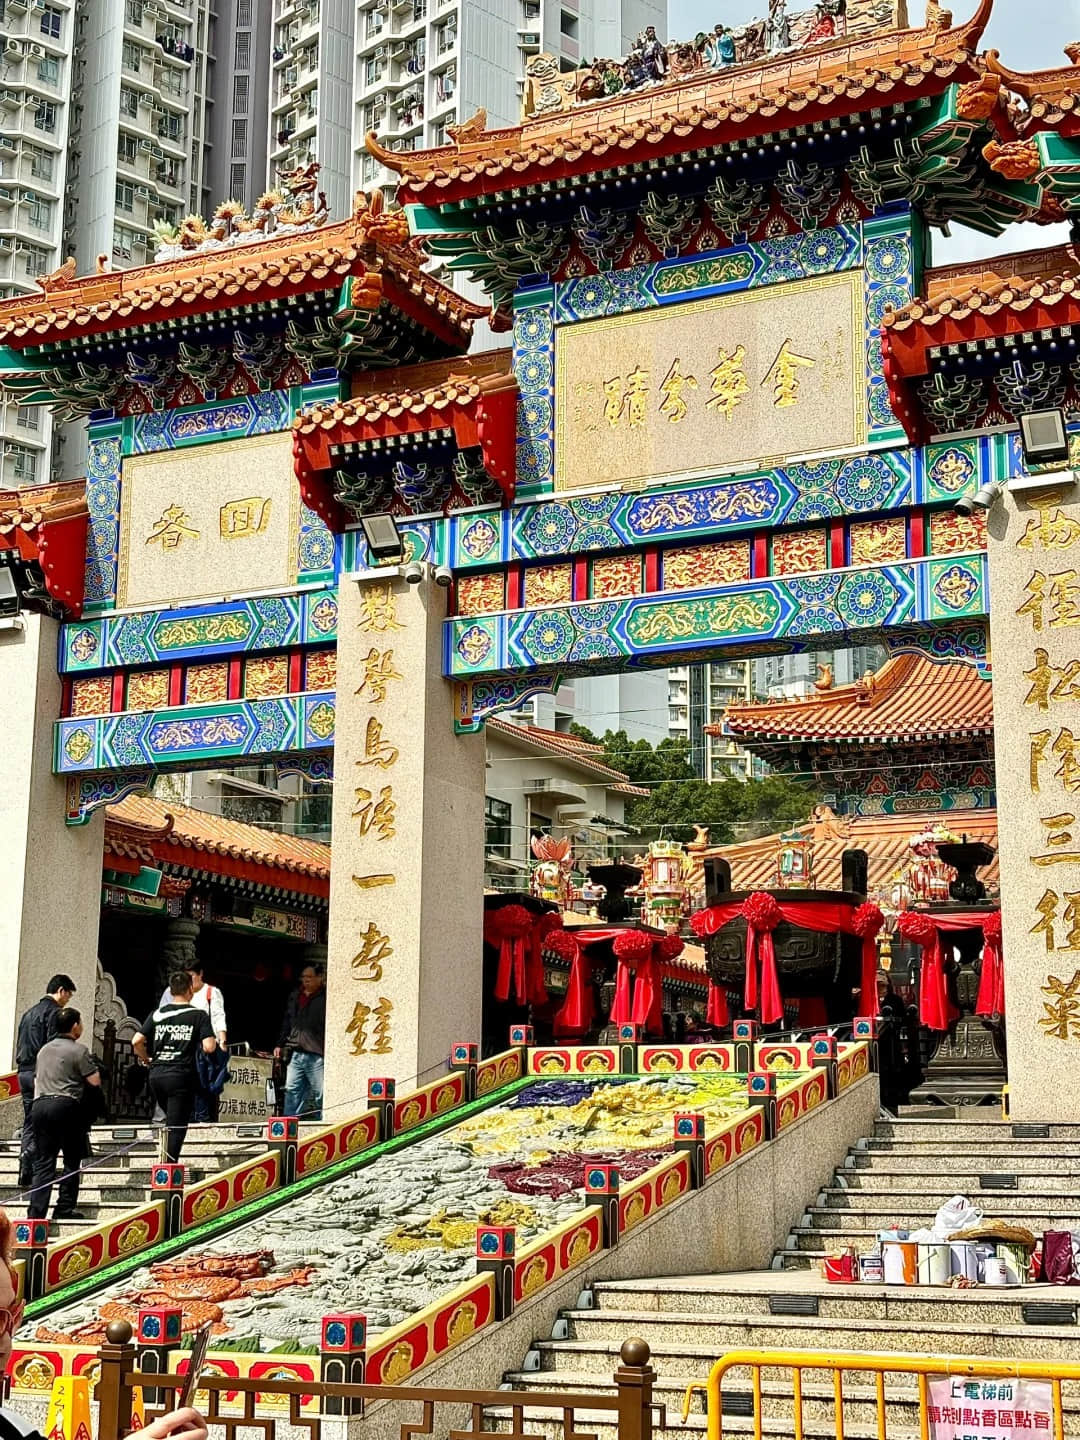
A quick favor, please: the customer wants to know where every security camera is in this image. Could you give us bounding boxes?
[954,480,1002,516]
[433,565,453,588]
[403,561,425,585]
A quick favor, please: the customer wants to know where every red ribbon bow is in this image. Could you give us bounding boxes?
[485,904,536,1008]
[611,930,663,1034]
[548,930,594,1037]
[851,902,885,1017]
[897,910,954,1032]
[975,910,1005,1019]
[741,892,783,1026]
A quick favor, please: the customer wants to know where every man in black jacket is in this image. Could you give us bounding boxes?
[274,963,326,1120]
[15,975,75,1189]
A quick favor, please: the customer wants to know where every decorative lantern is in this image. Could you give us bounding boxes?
[640,840,688,927]
[775,830,813,889]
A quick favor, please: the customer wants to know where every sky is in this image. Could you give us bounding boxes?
[667,0,1080,264]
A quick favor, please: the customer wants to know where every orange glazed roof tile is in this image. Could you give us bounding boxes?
[717,654,993,745]
[883,245,1080,336]
[0,211,484,351]
[984,47,1080,134]
[293,350,514,435]
[367,1,992,204]
[0,480,87,531]
[106,794,330,899]
[707,808,999,894]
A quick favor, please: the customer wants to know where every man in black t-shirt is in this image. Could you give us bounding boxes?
[14,974,75,1188]
[133,971,216,1162]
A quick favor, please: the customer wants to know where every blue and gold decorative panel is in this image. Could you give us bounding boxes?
[129,392,292,455]
[925,440,979,502]
[514,283,555,499]
[863,209,920,447]
[55,694,335,773]
[85,429,123,613]
[61,592,336,673]
[444,556,973,680]
[926,554,988,621]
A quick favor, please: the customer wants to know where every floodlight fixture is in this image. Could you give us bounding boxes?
[1020,408,1070,469]
[360,512,404,565]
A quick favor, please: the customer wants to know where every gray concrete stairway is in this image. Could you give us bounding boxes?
[490,1117,1080,1439]
[0,1122,269,1233]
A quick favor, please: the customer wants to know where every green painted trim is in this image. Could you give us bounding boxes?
[28,1074,532,1319]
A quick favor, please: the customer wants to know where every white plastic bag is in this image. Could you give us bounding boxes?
[933,1194,982,1239]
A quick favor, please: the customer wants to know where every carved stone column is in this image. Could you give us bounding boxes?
[160,918,200,989]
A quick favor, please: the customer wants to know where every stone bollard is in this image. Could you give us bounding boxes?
[450,1043,479,1102]
[151,1163,186,1240]
[584,1162,620,1248]
[266,1116,299,1188]
[616,1022,641,1075]
[366,1078,395,1140]
[12,1219,48,1302]
[746,1071,778,1140]
[810,1033,839,1098]
[476,1225,516,1320]
[321,1314,367,1416]
[673,1113,706,1188]
[136,1306,182,1408]
[732,1019,758,1073]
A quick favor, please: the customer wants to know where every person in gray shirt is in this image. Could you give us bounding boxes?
[28,1009,100,1221]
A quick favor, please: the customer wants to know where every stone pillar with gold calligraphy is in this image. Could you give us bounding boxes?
[988,484,1080,1121]
[323,574,486,1113]
[0,613,104,1067]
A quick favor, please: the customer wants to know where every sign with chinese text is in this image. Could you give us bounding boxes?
[117,432,300,608]
[988,482,1080,1120]
[218,1055,274,1121]
[554,272,865,493]
[927,1375,1053,1440]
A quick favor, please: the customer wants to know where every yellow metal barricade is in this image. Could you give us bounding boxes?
[683,1349,1080,1440]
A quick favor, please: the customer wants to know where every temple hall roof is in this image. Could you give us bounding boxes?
[367,1,993,206]
[106,794,330,900]
[293,350,514,435]
[707,807,999,894]
[0,206,484,354]
[716,654,993,750]
[486,720,650,793]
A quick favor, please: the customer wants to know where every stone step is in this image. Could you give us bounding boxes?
[803,1207,1066,1233]
[589,1280,1078,1329]
[861,1138,1076,1155]
[818,1188,1080,1217]
[872,1121,1080,1140]
[846,1157,1080,1180]
[536,1316,1080,1375]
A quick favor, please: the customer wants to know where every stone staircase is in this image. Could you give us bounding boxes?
[0,1122,268,1234]
[492,1117,1080,1439]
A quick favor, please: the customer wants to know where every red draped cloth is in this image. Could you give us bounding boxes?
[975,912,1005,1019]
[692,895,884,1025]
[897,910,1000,1031]
[484,906,551,1009]
[549,931,594,1037]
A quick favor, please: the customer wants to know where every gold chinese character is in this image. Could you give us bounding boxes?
[1024,648,1080,711]
[762,339,815,407]
[347,1000,371,1055]
[1040,969,1080,1040]
[1031,729,1051,792]
[220,497,272,540]
[356,647,402,704]
[358,584,403,634]
[145,504,199,550]
[705,344,748,421]
[1032,889,1061,952]
[658,358,698,424]
[1034,728,1080,795]
[1018,570,1080,632]
[1032,812,1080,866]
[602,366,649,429]
[352,873,395,889]
[372,997,393,1055]
[571,379,600,433]
[355,716,399,770]
[352,784,396,841]
[1017,494,1080,552]
[351,922,393,982]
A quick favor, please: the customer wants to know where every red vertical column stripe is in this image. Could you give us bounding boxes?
[289,651,304,694]
[829,522,846,570]
[644,549,661,593]
[111,673,126,713]
[506,563,523,611]
[573,558,589,601]
[909,510,926,559]
[752,534,769,578]
[169,666,184,707]
[227,658,243,700]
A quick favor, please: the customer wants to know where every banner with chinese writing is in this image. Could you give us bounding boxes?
[928,1375,1053,1440]
[219,1056,274,1121]
[554,271,864,493]
[117,432,300,608]
[988,482,1080,1120]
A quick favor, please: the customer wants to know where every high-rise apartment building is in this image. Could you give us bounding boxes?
[208,0,271,213]
[269,0,354,224]
[354,0,665,195]
[668,662,758,782]
[68,0,213,273]
[0,0,74,488]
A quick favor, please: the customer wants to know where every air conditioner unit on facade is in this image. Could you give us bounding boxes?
[26,43,44,57]
[4,39,21,55]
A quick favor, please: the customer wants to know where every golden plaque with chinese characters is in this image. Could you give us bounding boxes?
[988,483,1080,1121]
[116,432,301,608]
[553,272,865,493]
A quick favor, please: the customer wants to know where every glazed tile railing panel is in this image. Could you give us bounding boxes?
[513,1208,604,1304]
[703,1109,766,1177]
[392,1071,466,1135]
[638,1044,737,1072]
[294,1111,380,1178]
[366,1272,496,1385]
[46,1203,166,1291]
[775,1070,830,1132]
[836,1041,870,1092]
[181,1153,281,1229]
[527,1047,621,1074]
[476,1047,523,1096]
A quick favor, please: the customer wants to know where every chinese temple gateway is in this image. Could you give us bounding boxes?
[4,0,1080,1120]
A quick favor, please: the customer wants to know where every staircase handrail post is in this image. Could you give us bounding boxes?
[97,1320,136,1440]
[614,1337,655,1440]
